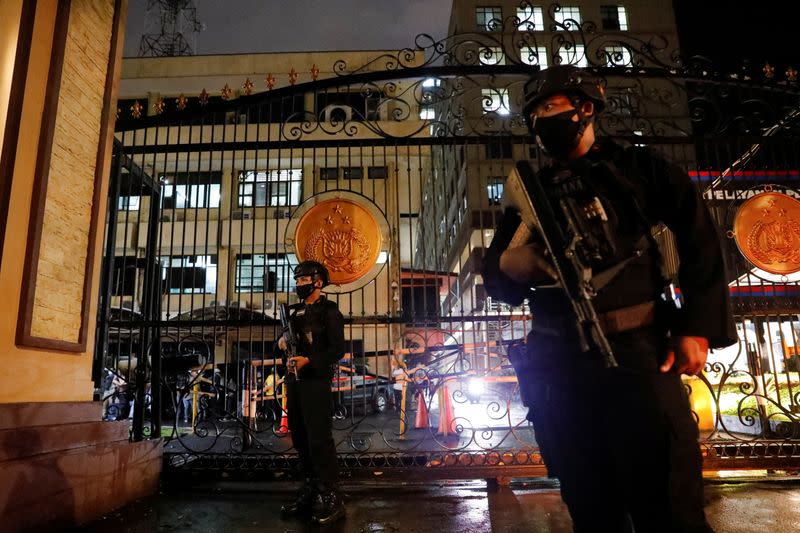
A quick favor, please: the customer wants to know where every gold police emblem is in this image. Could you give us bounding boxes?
[733,191,800,275]
[294,199,382,285]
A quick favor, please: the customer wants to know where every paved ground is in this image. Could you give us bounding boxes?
[79,475,800,532]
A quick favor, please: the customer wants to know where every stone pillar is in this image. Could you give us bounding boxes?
[0,1,161,529]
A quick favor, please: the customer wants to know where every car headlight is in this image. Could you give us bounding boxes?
[468,378,484,396]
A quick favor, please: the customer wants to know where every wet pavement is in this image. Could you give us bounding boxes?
[79,476,800,532]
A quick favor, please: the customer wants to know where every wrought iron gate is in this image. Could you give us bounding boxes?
[97,8,800,477]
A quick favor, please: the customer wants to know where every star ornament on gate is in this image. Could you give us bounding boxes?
[265,73,276,90]
[199,88,209,106]
[175,93,188,111]
[221,83,233,100]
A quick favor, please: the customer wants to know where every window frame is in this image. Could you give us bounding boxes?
[604,45,632,67]
[481,88,511,116]
[161,254,218,295]
[160,172,222,210]
[476,6,503,31]
[479,46,505,66]
[520,45,549,68]
[368,166,389,180]
[320,167,339,181]
[486,177,505,206]
[237,169,303,208]
[558,44,587,67]
[342,166,364,180]
[516,5,544,31]
[235,253,298,293]
[600,5,628,31]
[554,5,582,28]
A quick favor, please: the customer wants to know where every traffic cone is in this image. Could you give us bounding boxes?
[414,391,429,429]
[437,385,456,436]
[277,410,289,435]
[277,385,289,435]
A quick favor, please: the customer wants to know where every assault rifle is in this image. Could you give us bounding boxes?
[279,303,301,382]
[504,160,618,368]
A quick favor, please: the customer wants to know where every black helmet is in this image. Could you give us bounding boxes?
[522,65,606,120]
[294,260,330,287]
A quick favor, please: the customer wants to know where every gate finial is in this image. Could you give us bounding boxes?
[242,78,254,95]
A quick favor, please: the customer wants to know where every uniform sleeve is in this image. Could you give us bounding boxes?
[626,147,737,348]
[481,207,532,307]
[309,303,346,371]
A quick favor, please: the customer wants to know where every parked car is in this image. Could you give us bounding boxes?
[333,364,391,415]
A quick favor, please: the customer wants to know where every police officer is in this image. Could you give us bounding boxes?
[482,65,737,532]
[278,260,345,524]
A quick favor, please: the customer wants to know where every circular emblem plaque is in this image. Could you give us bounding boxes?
[733,192,800,275]
[294,199,382,285]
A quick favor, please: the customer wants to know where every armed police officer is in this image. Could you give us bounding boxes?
[482,65,737,532]
[277,260,346,525]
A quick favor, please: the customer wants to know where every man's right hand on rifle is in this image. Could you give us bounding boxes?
[278,335,310,373]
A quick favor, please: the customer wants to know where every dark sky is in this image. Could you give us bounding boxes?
[673,0,797,75]
[122,0,453,57]
[122,0,797,79]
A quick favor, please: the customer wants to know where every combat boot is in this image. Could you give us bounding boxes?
[280,478,316,518]
[311,487,345,525]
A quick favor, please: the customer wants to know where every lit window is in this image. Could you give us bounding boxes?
[476,6,503,31]
[520,45,548,68]
[479,46,505,65]
[487,177,504,205]
[235,253,298,293]
[118,196,140,211]
[161,173,222,209]
[604,45,632,67]
[517,5,544,30]
[600,5,628,31]
[162,255,217,294]
[422,78,441,88]
[554,6,581,28]
[238,169,302,207]
[558,44,587,67]
[420,105,436,120]
[481,88,511,115]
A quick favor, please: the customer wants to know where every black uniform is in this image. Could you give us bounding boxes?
[483,139,737,532]
[283,295,345,486]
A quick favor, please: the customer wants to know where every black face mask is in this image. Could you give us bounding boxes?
[295,282,316,301]
[534,109,583,159]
